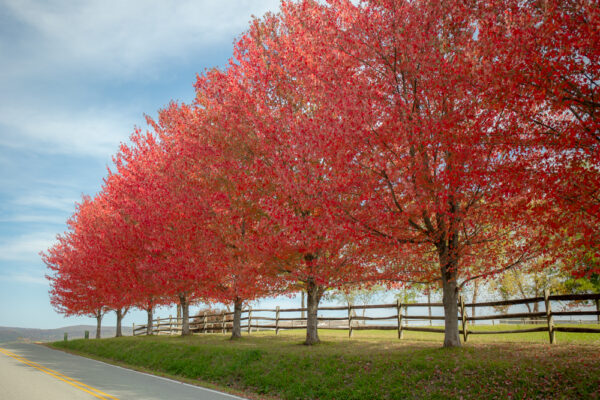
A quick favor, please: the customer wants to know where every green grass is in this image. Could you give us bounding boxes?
[51,326,600,400]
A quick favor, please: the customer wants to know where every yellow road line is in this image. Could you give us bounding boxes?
[0,347,117,399]
[0,347,119,400]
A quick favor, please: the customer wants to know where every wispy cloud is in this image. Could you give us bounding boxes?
[0,106,135,157]
[0,232,58,262]
[0,0,280,158]
[0,272,48,285]
[13,194,79,212]
[2,0,281,79]
[0,214,66,225]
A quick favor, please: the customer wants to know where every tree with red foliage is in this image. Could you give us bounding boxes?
[475,0,599,271]
[192,36,378,344]
[228,0,544,347]
[44,0,596,349]
[103,138,176,336]
[44,233,108,339]
[153,102,287,339]
[109,120,223,336]
[43,195,130,338]
[73,194,138,337]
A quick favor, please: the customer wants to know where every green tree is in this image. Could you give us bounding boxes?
[490,266,566,316]
[330,286,387,325]
[562,250,600,322]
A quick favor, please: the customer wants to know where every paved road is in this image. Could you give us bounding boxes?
[0,342,246,400]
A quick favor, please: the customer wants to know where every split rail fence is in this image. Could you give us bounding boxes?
[133,291,600,344]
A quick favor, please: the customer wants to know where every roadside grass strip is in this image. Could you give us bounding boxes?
[52,329,600,400]
[0,347,119,400]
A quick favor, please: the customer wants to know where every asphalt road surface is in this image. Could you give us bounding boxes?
[0,342,246,400]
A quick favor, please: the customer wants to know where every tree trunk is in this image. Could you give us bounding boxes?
[95,311,102,339]
[115,308,128,337]
[231,297,243,339]
[179,293,190,336]
[439,245,461,348]
[513,269,532,313]
[304,280,324,345]
[146,307,154,335]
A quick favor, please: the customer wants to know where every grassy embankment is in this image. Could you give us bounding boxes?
[51,326,600,400]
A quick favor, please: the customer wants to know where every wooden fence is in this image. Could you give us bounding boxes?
[133,291,600,344]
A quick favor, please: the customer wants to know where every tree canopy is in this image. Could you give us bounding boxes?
[43,0,599,347]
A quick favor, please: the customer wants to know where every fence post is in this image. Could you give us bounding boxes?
[544,289,555,344]
[595,299,600,323]
[169,315,173,335]
[460,295,468,343]
[397,299,403,339]
[275,306,280,335]
[64,332,68,342]
[348,302,353,338]
[222,311,226,334]
[84,330,89,339]
[247,306,252,334]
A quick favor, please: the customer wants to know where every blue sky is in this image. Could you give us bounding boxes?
[0,0,289,329]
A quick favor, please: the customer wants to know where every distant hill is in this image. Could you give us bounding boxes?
[0,325,133,343]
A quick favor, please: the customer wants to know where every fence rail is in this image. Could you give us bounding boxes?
[133,291,600,343]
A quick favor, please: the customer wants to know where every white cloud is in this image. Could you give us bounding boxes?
[0,0,282,158]
[0,105,134,157]
[2,0,281,79]
[0,214,66,225]
[0,272,48,285]
[13,194,79,212]
[0,232,58,261]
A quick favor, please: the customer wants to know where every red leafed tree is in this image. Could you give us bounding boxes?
[475,0,599,270]
[43,194,132,338]
[231,0,544,347]
[66,194,138,337]
[44,234,107,339]
[103,136,179,336]
[192,32,378,344]
[109,120,222,336]
[154,102,286,339]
